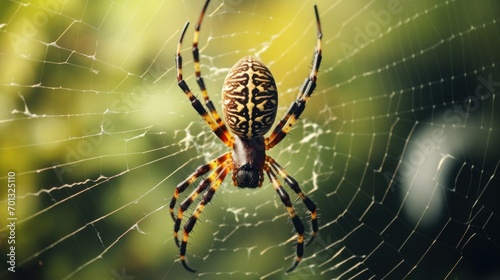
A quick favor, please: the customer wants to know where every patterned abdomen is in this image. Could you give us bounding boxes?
[222,57,278,139]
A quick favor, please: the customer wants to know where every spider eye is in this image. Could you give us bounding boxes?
[236,165,260,188]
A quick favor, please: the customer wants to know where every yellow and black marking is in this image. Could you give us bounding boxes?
[267,156,318,244]
[179,162,231,272]
[265,164,305,273]
[191,0,233,146]
[169,153,230,247]
[175,6,234,148]
[265,5,322,150]
[222,56,278,139]
[169,153,230,219]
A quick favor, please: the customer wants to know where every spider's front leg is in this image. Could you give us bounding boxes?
[267,156,318,245]
[265,164,305,273]
[169,153,230,247]
[265,156,318,273]
[169,153,230,221]
[178,163,231,272]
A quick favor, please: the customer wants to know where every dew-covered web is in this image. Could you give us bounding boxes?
[1,0,500,279]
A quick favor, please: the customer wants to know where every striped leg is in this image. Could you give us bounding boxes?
[176,20,233,147]
[265,5,322,150]
[180,162,231,272]
[191,0,231,143]
[265,164,305,273]
[267,156,318,245]
[176,0,233,148]
[170,153,230,245]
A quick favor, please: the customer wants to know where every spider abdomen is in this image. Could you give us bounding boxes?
[222,57,278,139]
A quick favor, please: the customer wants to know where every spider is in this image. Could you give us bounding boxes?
[170,0,322,273]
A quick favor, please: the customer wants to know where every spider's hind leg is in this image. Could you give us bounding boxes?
[265,4,322,150]
[176,19,234,148]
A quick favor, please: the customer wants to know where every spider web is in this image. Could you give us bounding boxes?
[1,0,499,279]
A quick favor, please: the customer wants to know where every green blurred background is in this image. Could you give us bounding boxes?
[1,0,499,279]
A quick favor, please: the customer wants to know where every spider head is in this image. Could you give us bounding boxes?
[231,136,265,189]
[235,164,261,188]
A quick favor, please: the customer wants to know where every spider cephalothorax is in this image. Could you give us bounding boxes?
[231,135,266,188]
[170,0,322,273]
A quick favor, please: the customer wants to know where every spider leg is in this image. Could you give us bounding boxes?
[267,156,318,245]
[180,162,231,272]
[191,0,233,147]
[176,20,234,148]
[265,5,322,150]
[170,153,230,246]
[265,164,305,273]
